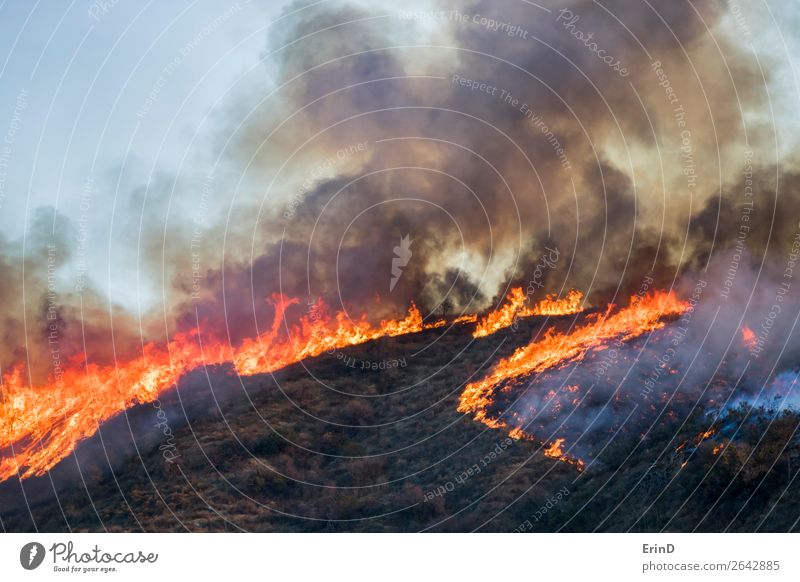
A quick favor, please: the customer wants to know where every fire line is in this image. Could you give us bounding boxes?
[458,291,688,465]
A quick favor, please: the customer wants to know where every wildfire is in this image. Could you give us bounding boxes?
[458,290,689,466]
[234,297,424,376]
[698,428,716,441]
[531,289,584,316]
[0,287,684,482]
[473,288,584,338]
[674,427,719,466]
[0,295,429,482]
[741,326,757,350]
[543,437,585,469]
[544,438,566,458]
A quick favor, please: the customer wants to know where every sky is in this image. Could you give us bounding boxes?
[0,0,284,308]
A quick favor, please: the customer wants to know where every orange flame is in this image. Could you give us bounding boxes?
[0,295,429,482]
[677,428,720,466]
[741,326,757,350]
[531,289,584,316]
[542,437,584,469]
[544,438,566,458]
[459,290,688,465]
[698,428,716,441]
[473,288,584,338]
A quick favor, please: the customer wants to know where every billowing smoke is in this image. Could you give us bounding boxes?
[176,0,794,340]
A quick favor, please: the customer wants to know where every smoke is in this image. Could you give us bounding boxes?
[175,0,794,335]
[0,209,143,385]
[720,370,800,415]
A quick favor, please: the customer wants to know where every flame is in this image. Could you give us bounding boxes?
[458,290,688,465]
[698,428,716,441]
[0,288,684,482]
[507,426,528,440]
[233,297,424,376]
[0,295,430,482]
[741,325,757,350]
[530,289,584,316]
[674,427,718,466]
[544,438,566,458]
[473,288,583,338]
[542,437,584,469]
[472,287,528,338]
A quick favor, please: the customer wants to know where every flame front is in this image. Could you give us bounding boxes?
[458,290,689,460]
[473,288,583,338]
[0,288,684,482]
[233,296,426,376]
[0,295,431,482]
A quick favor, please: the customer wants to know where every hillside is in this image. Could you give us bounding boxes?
[2,315,799,532]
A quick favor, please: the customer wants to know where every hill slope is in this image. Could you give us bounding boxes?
[2,316,799,532]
